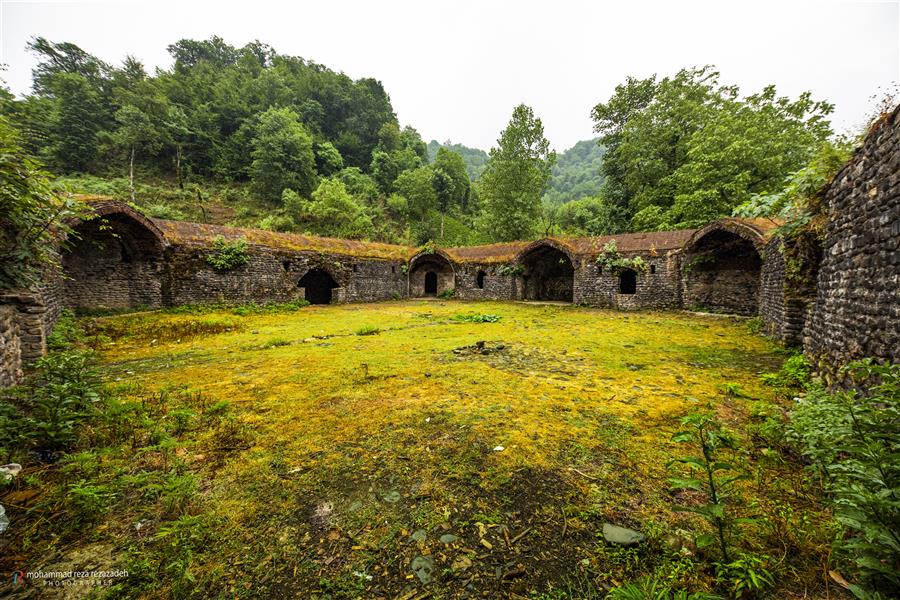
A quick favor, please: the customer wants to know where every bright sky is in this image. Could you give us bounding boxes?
[1,0,898,151]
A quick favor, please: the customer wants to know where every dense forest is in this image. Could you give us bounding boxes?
[1,37,845,246]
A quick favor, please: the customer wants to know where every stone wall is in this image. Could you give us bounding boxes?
[0,305,22,388]
[759,239,788,339]
[165,245,406,306]
[574,252,682,309]
[453,264,518,301]
[804,106,900,375]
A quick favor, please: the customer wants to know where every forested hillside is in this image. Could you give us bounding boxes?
[426,140,488,180]
[1,39,841,246]
[542,138,606,205]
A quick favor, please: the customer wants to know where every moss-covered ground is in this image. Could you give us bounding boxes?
[2,301,837,598]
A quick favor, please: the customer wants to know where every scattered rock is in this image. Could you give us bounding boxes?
[602,523,645,546]
[409,529,426,543]
[411,555,434,584]
[451,555,472,573]
[439,534,458,545]
[382,491,401,503]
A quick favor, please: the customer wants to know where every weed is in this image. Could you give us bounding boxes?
[450,312,502,323]
[205,235,250,270]
[354,324,381,336]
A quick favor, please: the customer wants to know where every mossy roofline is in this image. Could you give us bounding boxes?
[74,196,776,264]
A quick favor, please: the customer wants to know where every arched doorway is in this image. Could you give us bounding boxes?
[62,203,166,310]
[518,242,574,301]
[682,222,764,315]
[409,251,454,297]
[298,268,338,305]
[424,272,438,295]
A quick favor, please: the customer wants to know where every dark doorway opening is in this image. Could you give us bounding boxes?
[683,229,762,315]
[298,268,338,304]
[619,269,637,294]
[520,245,574,301]
[476,270,486,289]
[424,271,438,295]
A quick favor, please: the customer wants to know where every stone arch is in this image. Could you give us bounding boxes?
[62,202,167,310]
[298,267,339,305]
[517,240,575,302]
[682,219,765,315]
[409,250,455,297]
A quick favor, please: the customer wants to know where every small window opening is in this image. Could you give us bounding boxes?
[391,265,396,274]
[282,261,291,272]
[650,264,656,274]
[619,269,637,294]
[352,264,358,272]
[476,270,486,289]
[424,271,438,295]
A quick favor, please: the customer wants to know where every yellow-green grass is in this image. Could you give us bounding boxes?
[16,301,833,598]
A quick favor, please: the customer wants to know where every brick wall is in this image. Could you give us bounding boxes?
[803,107,900,376]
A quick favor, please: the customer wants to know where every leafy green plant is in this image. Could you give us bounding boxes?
[760,353,810,394]
[438,288,456,299]
[715,554,774,598]
[354,325,380,336]
[450,313,502,323]
[67,480,114,522]
[608,577,723,600]
[498,263,525,276]
[205,235,250,271]
[668,411,750,563]
[596,240,649,275]
[719,382,744,398]
[788,361,899,596]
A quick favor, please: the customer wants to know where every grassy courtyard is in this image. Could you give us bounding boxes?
[3,301,836,598]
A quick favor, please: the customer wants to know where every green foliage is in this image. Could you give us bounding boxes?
[592,66,833,232]
[734,139,854,237]
[596,240,648,275]
[760,353,811,394]
[550,195,625,236]
[608,577,723,600]
[543,138,607,205]
[788,361,899,596]
[668,411,750,563]
[1,350,102,458]
[437,288,456,299]
[354,324,381,336]
[0,117,88,289]
[67,480,115,522]
[497,263,525,276]
[294,178,374,239]
[449,313,502,323]
[478,104,556,242]
[427,140,488,180]
[205,235,250,270]
[250,107,317,201]
[714,555,775,598]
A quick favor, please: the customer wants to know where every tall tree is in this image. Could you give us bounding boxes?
[478,104,556,242]
[249,107,317,201]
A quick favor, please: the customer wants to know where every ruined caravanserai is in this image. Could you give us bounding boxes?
[1,105,898,387]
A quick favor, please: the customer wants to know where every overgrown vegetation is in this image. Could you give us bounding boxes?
[205,235,250,270]
[2,301,854,597]
[596,240,648,275]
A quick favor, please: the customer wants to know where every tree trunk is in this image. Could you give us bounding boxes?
[175,145,183,190]
[440,212,445,239]
[129,145,136,203]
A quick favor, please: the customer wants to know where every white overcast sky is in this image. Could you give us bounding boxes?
[1,0,898,151]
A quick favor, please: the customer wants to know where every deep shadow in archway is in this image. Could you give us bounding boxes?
[520,245,574,301]
[62,212,165,310]
[683,230,762,314]
[424,272,438,295]
[298,268,338,305]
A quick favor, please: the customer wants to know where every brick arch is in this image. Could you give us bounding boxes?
[296,266,340,305]
[408,250,455,297]
[516,239,575,302]
[62,201,167,310]
[682,219,766,315]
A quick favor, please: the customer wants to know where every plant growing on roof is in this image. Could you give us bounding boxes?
[497,263,525,276]
[206,235,250,271]
[596,240,649,275]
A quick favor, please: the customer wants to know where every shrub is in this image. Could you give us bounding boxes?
[788,361,899,597]
[438,288,456,299]
[354,325,380,336]
[596,240,649,275]
[205,235,250,271]
[450,313,502,323]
